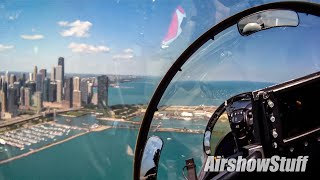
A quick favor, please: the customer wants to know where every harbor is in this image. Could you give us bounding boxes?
[0,108,210,164]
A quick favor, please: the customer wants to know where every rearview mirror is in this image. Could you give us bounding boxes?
[238,10,299,36]
[140,136,163,180]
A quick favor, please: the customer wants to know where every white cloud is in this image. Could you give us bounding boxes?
[68,42,110,53]
[113,54,134,60]
[58,20,92,37]
[113,48,135,60]
[57,21,68,26]
[20,34,44,40]
[123,48,134,54]
[8,11,21,21]
[0,44,14,51]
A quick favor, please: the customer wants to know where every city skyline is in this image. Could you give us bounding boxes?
[0,56,110,120]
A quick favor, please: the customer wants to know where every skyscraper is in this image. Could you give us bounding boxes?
[36,74,43,92]
[51,66,56,81]
[9,74,16,85]
[34,91,43,112]
[29,72,33,81]
[73,90,81,108]
[56,80,62,103]
[39,69,47,81]
[0,92,7,113]
[20,87,25,106]
[5,71,9,83]
[49,82,57,102]
[97,75,109,109]
[55,65,63,82]
[80,80,89,104]
[25,81,36,95]
[33,66,38,82]
[0,77,2,92]
[8,86,18,117]
[64,77,73,108]
[22,73,26,83]
[24,88,31,108]
[73,77,80,90]
[88,82,93,103]
[1,82,8,112]
[58,57,65,86]
[13,82,20,98]
[43,78,50,102]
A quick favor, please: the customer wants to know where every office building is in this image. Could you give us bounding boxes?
[73,90,81,108]
[64,77,73,108]
[33,66,38,82]
[51,66,56,81]
[80,80,89,104]
[39,69,47,81]
[5,71,9,83]
[9,74,16,85]
[29,72,33,81]
[56,80,62,103]
[49,82,57,102]
[36,74,43,92]
[20,87,25,106]
[73,77,80,91]
[55,65,63,82]
[58,57,65,86]
[25,81,36,95]
[43,78,50,102]
[24,88,31,108]
[1,82,8,112]
[97,75,109,108]
[7,86,18,117]
[34,91,43,112]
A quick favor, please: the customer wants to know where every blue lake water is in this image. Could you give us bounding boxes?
[0,79,273,179]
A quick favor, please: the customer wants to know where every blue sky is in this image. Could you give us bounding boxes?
[0,0,181,75]
[1,0,320,83]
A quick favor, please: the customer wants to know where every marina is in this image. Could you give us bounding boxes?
[0,122,86,151]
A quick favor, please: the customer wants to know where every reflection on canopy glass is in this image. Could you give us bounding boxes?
[238,10,299,35]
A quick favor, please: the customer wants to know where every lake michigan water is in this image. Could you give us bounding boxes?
[0,78,273,180]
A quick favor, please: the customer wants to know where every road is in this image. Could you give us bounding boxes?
[0,108,81,128]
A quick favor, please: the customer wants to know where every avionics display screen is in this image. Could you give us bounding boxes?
[276,80,320,139]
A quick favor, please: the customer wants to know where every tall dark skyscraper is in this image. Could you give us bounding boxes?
[0,77,2,90]
[13,82,20,98]
[97,75,109,109]
[22,73,26,82]
[65,77,73,108]
[58,57,65,86]
[36,74,43,92]
[80,79,89,104]
[49,82,57,102]
[8,86,18,117]
[43,78,50,102]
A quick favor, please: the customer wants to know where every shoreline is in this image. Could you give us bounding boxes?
[0,130,90,165]
[0,116,207,164]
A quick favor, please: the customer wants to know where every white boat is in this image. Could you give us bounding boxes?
[0,138,6,145]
